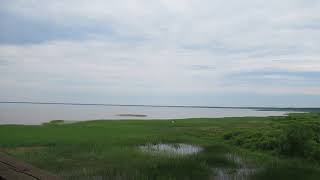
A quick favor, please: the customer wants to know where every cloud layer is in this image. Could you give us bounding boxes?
[0,0,320,106]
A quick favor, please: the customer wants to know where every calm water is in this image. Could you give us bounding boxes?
[0,103,289,125]
[139,144,203,155]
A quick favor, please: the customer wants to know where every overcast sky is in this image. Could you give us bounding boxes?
[0,0,320,107]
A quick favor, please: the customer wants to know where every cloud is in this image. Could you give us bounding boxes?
[2,1,320,49]
[0,0,320,105]
[1,40,319,95]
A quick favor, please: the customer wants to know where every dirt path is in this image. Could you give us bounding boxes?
[0,152,60,180]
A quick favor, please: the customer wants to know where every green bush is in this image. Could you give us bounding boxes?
[278,123,313,157]
[223,115,320,161]
[306,141,320,160]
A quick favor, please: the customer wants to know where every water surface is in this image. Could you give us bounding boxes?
[139,144,203,155]
[0,103,290,125]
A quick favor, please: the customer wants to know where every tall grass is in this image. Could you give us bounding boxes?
[1,113,320,179]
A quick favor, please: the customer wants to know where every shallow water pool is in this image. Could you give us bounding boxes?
[139,143,203,155]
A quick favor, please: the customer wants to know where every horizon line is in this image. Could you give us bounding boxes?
[0,101,319,110]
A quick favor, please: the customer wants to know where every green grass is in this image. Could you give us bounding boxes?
[1,113,320,179]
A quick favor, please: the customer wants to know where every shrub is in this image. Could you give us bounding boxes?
[306,141,320,160]
[277,123,313,157]
[222,114,320,161]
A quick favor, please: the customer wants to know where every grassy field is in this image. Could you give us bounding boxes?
[1,113,320,180]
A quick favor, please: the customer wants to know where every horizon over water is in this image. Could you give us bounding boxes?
[0,102,307,125]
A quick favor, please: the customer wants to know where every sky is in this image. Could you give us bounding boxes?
[0,0,320,107]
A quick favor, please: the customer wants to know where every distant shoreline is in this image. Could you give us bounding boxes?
[117,114,147,117]
[1,101,320,112]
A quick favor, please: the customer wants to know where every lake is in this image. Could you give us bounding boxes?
[0,103,293,125]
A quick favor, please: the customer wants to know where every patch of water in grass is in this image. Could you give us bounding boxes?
[139,144,203,155]
[211,153,258,180]
[212,167,256,180]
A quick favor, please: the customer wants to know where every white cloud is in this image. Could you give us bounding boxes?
[3,1,320,45]
[1,40,320,96]
[1,0,320,104]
